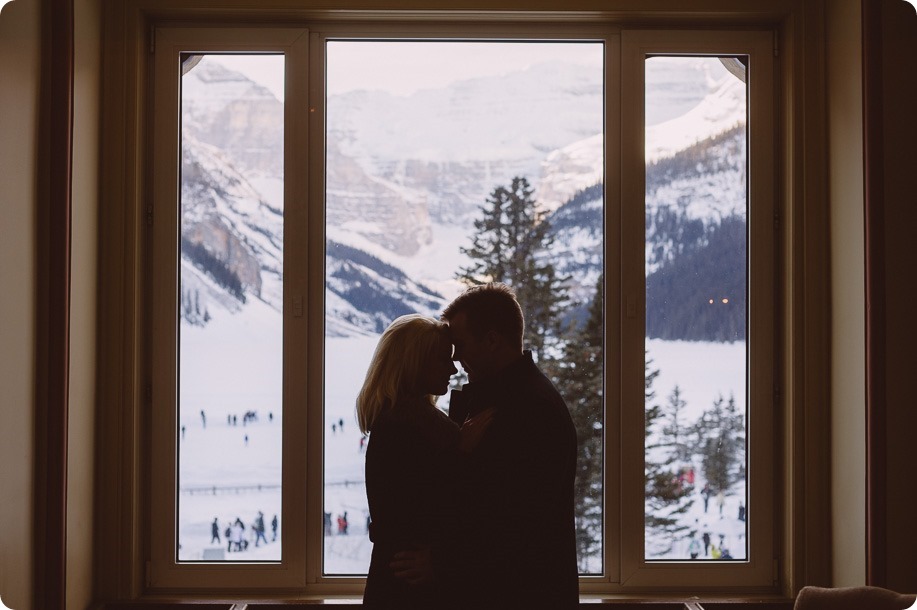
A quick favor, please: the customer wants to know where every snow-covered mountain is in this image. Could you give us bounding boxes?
[182,60,284,177]
[325,60,605,254]
[179,55,747,339]
[541,117,746,322]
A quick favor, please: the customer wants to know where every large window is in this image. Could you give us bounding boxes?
[146,22,775,593]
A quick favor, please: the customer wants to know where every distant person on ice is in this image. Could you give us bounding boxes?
[231,518,245,552]
[391,284,580,608]
[211,517,220,544]
[688,536,701,559]
[358,314,460,608]
[255,511,268,546]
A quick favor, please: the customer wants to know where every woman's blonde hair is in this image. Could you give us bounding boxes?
[356,314,450,434]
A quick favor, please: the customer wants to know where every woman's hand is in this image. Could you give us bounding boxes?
[459,407,496,453]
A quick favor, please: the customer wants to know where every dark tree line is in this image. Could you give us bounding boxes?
[181,236,246,302]
[542,177,747,343]
[328,240,444,333]
[645,205,707,271]
[645,214,746,342]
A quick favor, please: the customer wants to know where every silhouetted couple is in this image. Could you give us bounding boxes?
[357,283,578,609]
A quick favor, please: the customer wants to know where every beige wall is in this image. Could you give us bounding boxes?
[69,0,101,607]
[826,0,866,588]
[0,1,40,609]
[0,0,100,607]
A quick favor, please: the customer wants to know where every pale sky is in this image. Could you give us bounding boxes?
[214,41,604,102]
[325,40,603,97]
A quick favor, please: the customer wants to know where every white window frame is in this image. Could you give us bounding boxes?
[304,24,621,589]
[149,26,311,589]
[618,29,776,590]
[141,17,779,597]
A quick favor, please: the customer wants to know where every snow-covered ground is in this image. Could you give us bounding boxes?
[644,338,748,561]
[177,298,749,568]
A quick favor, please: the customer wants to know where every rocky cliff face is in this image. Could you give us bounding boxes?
[326,61,604,227]
[326,139,432,257]
[182,60,284,177]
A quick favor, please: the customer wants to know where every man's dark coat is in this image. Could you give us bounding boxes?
[444,352,579,608]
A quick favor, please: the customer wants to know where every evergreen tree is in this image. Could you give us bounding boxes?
[556,274,604,572]
[457,176,567,360]
[661,385,690,462]
[644,364,694,556]
[694,393,746,492]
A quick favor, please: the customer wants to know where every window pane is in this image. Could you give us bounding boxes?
[643,56,748,561]
[178,54,284,562]
[323,40,605,575]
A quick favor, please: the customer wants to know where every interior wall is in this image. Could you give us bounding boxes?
[0,1,41,609]
[68,0,101,607]
[880,0,917,593]
[825,0,866,588]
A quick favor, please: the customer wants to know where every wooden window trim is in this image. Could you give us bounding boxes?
[94,0,832,603]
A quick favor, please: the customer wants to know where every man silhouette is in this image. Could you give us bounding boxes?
[392,283,578,608]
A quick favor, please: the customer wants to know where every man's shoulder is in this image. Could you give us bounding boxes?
[502,365,572,429]
[519,361,568,405]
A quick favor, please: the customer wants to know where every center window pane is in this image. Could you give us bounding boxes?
[322,40,605,575]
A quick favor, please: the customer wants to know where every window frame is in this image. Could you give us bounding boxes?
[95,1,833,602]
[149,26,311,590]
[306,24,621,587]
[149,21,622,593]
[618,29,776,590]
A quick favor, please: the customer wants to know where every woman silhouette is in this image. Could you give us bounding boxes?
[357,314,459,608]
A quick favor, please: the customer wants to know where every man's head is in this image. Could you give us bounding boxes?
[442,283,524,381]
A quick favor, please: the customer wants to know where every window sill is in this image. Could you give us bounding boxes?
[95,597,795,609]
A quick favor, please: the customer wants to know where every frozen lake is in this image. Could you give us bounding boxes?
[177,302,748,570]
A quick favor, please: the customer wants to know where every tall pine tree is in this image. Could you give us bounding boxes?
[661,385,690,462]
[645,365,695,556]
[457,176,567,360]
[694,393,746,493]
[556,274,604,572]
